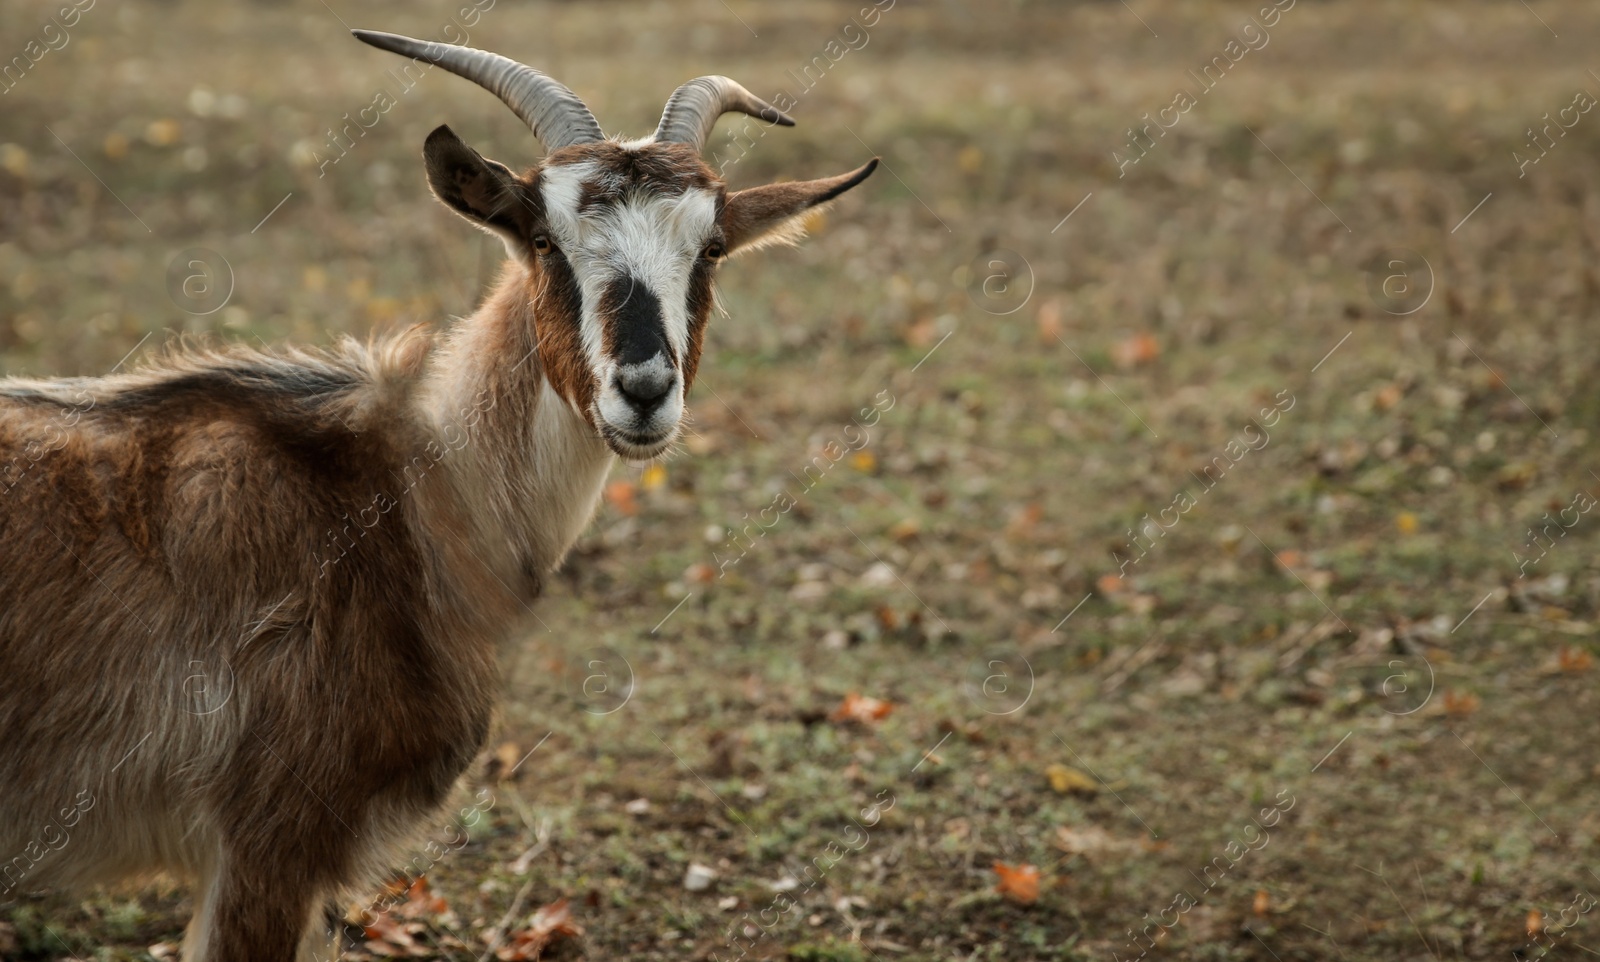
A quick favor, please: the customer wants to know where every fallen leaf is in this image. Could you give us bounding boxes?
[830,693,893,724]
[604,480,638,516]
[1007,502,1044,537]
[0,145,25,178]
[1253,889,1271,916]
[684,862,718,892]
[144,118,182,147]
[640,463,667,490]
[957,144,984,173]
[1096,573,1126,596]
[497,898,584,961]
[363,913,429,957]
[1045,763,1099,795]
[1374,383,1403,411]
[1396,512,1418,535]
[993,862,1040,904]
[1036,299,1063,343]
[888,517,921,541]
[1559,646,1594,673]
[851,450,877,473]
[903,315,938,348]
[1527,908,1544,938]
[1112,333,1160,368]
[397,877,448,919]
[1496,461,1537,491]
[1054,824,1140,855]
[1443,689,1480,717]
[860,561,898,588]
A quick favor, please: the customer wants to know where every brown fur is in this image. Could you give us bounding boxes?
[0,125,873,962]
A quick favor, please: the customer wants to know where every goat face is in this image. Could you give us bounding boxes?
[421,128,875,461]
[351,30,876,460]
[530,140,721,461]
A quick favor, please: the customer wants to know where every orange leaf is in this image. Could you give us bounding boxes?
[604,480,638,516]
[1527,908,1544,938]
[888,517,922,541]
[397,877,447,919]
[376,877,410,901]
[1559,646,1594,673]
[1253,889,1271,916]
[903,316,938,348]
[1096,573,1126,596]
[993,862,1040,904]
[830,692,893,724]
[1112,333,1160,368]
[1036,300,1063,343]
[357,876,450,958]
[362,914,426,957]
[497,898,584,961]
[1443,689,1480,717]
[1007,502,1044,537]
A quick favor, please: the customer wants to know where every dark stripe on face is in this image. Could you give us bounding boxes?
[681,259,716,390]
[530,252,596,416]
[599,277,669,367]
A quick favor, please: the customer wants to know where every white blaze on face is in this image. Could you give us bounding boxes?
[539,155,718,459]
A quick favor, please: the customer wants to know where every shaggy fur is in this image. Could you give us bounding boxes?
[0,102,873,962]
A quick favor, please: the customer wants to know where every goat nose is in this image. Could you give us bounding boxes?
[616,364,675,411]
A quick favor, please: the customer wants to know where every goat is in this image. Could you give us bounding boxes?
[0,29,875,962]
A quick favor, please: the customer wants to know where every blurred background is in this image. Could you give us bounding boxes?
[3,0,1600,959]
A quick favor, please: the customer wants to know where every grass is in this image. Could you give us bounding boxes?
[4,0,1600,959]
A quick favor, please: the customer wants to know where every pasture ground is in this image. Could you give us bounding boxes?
[3,1,1600,959]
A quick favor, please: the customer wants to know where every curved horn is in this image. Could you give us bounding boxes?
[351,29,603,150]
[653,76,794,150]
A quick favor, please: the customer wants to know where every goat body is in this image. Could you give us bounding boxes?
[0,267,605,957]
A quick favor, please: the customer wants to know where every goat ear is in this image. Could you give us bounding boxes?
[423,124,528,241]
[722,158,877,255]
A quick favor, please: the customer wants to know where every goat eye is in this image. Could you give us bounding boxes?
[703,241,726,261]
[532,235,555,255]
